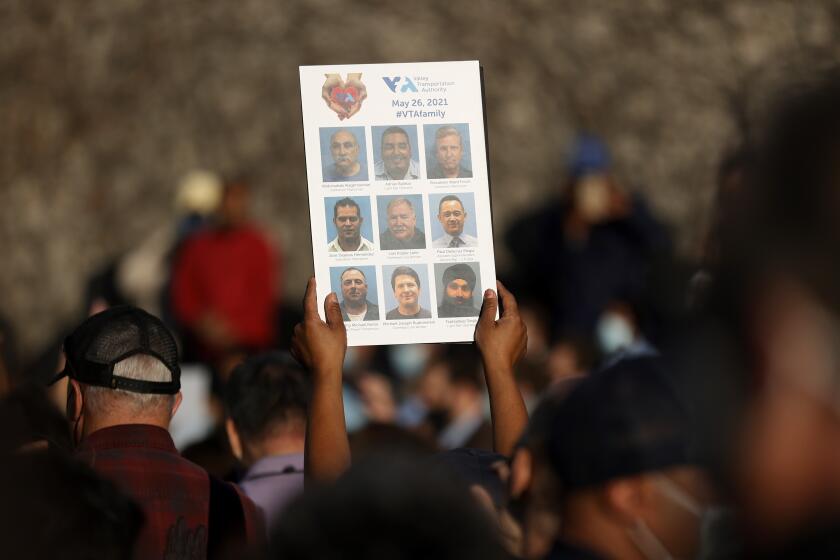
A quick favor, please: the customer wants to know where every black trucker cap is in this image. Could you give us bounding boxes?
[50,305,181,395]
[548,355,696,490]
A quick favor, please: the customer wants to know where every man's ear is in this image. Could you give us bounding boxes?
[170,391,183,419]
[225,418,244,461]
[602,477,645,524]
[67,379,83,421]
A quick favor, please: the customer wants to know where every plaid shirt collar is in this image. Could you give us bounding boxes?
[77,424,177,454]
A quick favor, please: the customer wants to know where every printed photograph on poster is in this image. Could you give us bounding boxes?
[319,126,369,183]
[377,194,427,250]
[329,265,380,322]
[434,262,481,318]
[324,196,376,252]
[382,264,433,320]
[424,123,473,179]
[429,192,478,248]
[372,125,421,181]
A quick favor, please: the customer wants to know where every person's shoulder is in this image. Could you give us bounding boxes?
[179,229,215,253]
[385,308,399,319]
[419,308,432,319]
[380,230,397,249]
[432,235,449,248]
[236,225,271,243]
[322,164,338,182]
[359,236,376,251]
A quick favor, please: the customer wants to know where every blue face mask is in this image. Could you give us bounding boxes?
[389,345,429,380]
[597,312,635,355]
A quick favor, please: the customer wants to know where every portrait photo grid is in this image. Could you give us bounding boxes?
[300,61,498,345]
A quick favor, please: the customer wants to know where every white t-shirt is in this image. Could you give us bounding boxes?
[347,309,366,321]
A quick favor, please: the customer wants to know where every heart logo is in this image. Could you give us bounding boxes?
[330,86,359,113]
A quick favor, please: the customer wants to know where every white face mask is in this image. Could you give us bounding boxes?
[596,312,635,355]
[626,475,707,560]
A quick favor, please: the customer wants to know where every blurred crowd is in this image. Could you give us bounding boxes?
[4,68,840,560]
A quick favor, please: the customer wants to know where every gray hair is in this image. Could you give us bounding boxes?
[386,197,415,214]
[83,354,175,417]
[435,125,462,143]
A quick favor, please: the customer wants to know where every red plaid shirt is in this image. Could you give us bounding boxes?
[76,424,262,559]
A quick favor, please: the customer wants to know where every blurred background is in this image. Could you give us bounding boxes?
[3,0,840,363]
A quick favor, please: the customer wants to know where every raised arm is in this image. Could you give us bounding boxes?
[291,278,350,483]
[474,282,529,457]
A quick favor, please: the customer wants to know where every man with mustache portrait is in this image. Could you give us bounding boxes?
[323,128,368,182]
[380,197,426,250]
[437,263,480,318]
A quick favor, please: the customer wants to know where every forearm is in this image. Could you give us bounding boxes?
[304,371,350,484]
[483,361,528,457]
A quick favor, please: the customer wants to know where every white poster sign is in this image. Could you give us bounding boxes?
[299,61,496,345]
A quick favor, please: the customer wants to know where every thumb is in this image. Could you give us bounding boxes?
[324,292,344,328]
[478,289,498,325]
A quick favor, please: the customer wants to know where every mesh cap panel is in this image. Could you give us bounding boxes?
[51,306,180,394]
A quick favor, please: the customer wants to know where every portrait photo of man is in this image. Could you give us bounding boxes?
[332,266,379,321]
[431,194,478,248]
[425,124,472,179]
[326,197,376,252]
[435,262,481,318]
[385,265,432,320]
[320,127,369,182]
[373,125,421,181]
[378,195,426,250]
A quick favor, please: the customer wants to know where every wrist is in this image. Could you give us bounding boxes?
[482,357,514,378]
[311,362,343,382]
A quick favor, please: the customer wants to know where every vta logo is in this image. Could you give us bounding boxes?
[383,76,419,93]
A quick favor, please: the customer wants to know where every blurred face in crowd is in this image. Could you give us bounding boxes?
[393,274,420,313]
[573,173,610,223]
[734,282,840,541]
[382,131,411,179]
[634,467,712,559]
[330,130,360,176]
[436,132,463,176]
[387,201,417,241]
[438,199,466,237]
[220,183,250,225]
[563,465,712,560]
[444,279,473,307]
[334,204,362,244]
[340,270,368,307]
